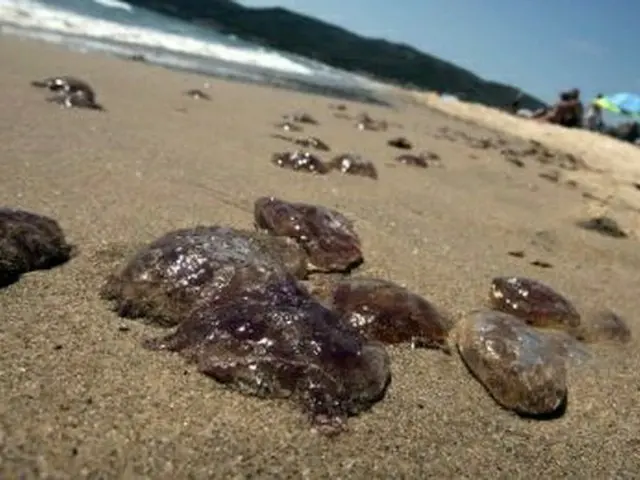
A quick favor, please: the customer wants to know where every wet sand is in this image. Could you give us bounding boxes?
[1,36,639,478]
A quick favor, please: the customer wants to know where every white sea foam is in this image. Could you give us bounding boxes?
[92,0,132,12]
[0,0,314,75]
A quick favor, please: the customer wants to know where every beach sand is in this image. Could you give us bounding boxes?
[1,36,639,478]
[408,91,640,224]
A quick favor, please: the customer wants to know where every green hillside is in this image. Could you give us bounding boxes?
[127,0,548,110]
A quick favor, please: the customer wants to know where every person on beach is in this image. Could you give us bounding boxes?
[585,93,605,131]
[532,88,584,128]
[605,121,640,144]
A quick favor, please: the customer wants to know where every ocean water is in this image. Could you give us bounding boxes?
[0,0,387,103]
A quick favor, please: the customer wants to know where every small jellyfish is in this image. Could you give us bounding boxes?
[489,276,581,330]
[184,89,211,100]
[313,277,451,350]
[294,136,331,152]
[328,154,378,180]
[143,277,391,434]
[254,196,363,273]
[286,112,319,125]
[271,151,329,174]
[276,121,303,132]
[355,113,387,132]
[455,309,568,417]
[0,208,74,287]
[572,309,632,344]
[387,137,413,150]
[395,154,428,168]
[100,226,307,326]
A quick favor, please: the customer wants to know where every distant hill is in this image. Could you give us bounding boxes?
[126,0,548,110]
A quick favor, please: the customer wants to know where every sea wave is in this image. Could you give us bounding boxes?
[0,0,314,75]
[92,0,132,12]
[1,22,286,88]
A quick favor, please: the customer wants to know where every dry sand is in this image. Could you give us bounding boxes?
[407,91,640,224]
[1,36,639,478]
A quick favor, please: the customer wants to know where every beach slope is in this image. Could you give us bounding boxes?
[1,37,639,478]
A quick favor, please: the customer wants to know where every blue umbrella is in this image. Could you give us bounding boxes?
[595,92,640,117]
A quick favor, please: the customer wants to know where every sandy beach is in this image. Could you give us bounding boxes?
[1,36,640,478]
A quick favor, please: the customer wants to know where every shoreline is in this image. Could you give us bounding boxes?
[1,36,639,478]
[0,27,391,106]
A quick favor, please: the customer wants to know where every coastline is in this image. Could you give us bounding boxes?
[1,36,639,478]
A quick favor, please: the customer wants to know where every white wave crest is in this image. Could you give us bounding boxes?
[92,0,132,12]
[0,0,313,75]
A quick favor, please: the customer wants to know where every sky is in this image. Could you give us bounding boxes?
[238,0,639,106]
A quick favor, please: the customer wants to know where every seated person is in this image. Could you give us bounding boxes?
[533,88,583,128]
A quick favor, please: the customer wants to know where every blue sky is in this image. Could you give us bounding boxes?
[238,0,638,105]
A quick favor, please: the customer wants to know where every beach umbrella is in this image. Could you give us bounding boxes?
[595,92,640,117]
